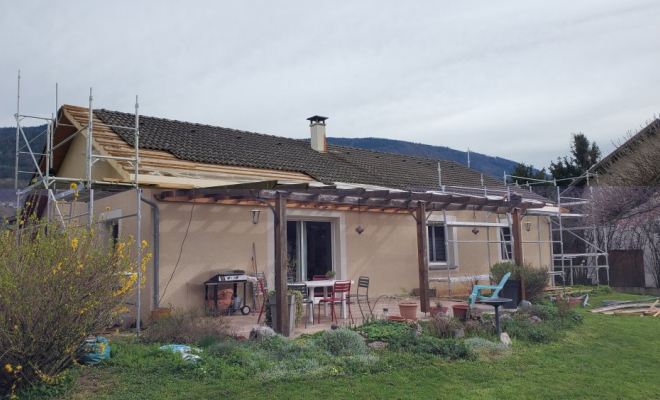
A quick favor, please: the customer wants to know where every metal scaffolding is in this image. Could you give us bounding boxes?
[550,186,609,287]
[503,169,610,287]
[12,71,146,332]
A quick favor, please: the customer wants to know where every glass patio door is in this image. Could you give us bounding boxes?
[286,220,333,282]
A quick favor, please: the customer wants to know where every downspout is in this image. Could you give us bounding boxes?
[140,194,160,309]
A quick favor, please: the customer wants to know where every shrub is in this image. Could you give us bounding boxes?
[464,319,495,337]
[491,261,548,303]
[141,308,231,345]
[0,216,147,394]
[491,261,522,282]
[355,319,415,342]
[320,329,368,356]
[521,265,549,303]
[423,316,464,339]
[465,337,510,358]
[388,334,473,360]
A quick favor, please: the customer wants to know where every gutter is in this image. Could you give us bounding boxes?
[140,194,160,309]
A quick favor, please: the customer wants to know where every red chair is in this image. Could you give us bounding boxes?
[256,278,268,323]
[317,280,353,324]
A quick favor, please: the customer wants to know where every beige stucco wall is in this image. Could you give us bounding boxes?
[57,132,124,182]
[78,191,553,319]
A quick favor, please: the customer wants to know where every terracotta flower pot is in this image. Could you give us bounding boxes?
[151,308,171,322]
[398,302,418,320]
[430,307,449,318]
[387,316,407,322]
[452,304,470,321]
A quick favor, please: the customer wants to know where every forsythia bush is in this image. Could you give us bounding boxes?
[0,216,150,395]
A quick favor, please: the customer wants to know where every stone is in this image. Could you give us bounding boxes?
[453,328,465,339]
[519,300,532,308]
[248,325,276,341]
[528,316,543,324]
[500,332,512,346]
[500,313,513,321]
[368,341,388,350]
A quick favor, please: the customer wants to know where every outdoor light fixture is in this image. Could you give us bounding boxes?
[355,199,364,235]
[525,221,532,232]
[471,206,479,235]
[251,209,260,225]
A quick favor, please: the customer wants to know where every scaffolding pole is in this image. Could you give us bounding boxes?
[12,74,146,334]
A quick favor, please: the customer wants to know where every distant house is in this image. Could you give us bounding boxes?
[582,118,660,185]
[35,105,552,320]
[572,119,660,288]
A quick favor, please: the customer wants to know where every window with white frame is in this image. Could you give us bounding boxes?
[428,224,447,262]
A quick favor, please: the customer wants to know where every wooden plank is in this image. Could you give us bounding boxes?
[416,201,430,313]
[590,301,659,313]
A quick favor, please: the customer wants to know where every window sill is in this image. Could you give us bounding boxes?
[429,263,458,271]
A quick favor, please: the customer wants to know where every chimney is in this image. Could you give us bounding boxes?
[307,115,328,152]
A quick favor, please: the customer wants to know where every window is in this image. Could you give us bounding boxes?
[428,224,447,262]
[500,227,512,260]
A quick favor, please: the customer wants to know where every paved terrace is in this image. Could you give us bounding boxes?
[225,297,496,338]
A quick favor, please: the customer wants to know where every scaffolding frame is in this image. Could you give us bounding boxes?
[12,71,146,333]
[503,168,610,287]
[550,186,609,287]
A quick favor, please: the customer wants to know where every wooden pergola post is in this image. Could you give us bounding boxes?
[273,192,289,335]
[416,201,430,313]
[511,208,526,301]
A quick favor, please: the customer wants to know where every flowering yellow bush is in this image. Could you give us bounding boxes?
[0,216,148,394]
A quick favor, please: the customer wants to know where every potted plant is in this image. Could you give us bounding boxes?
[451,303,470,321]
[397,287,418,320]
[150,305,172,322]
[265,290,297,337]
[430,300,448,317]
[492,261,523,309]
[325,270,336,279]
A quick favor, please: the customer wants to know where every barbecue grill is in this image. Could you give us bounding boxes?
[204,270,253,316]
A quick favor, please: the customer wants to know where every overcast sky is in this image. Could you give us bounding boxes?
[2,1,659,169]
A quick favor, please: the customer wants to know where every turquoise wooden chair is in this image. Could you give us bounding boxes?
[468,272,511,306]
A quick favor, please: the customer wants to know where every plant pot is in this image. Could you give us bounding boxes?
[452,304,470,321]
[398,302,418,320]
[387,315,407,322]
[150,308,171,322]
[267,294,297,337]
[501,279,521,309]
[429,307,449,318]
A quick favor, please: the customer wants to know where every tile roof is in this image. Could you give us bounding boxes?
[94,109,503,190]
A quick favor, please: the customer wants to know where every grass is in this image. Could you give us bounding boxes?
[53,292,660,399]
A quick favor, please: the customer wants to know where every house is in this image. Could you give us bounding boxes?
[27,105,553,323]
[571,119,660,288]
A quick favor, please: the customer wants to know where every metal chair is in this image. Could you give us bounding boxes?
[317,280,353,324]
[352,276,372,319]
[287,282,314,327]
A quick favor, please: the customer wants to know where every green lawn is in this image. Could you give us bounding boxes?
[62,292,660,399]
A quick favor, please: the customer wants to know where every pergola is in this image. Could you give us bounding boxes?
[156,187,545,335]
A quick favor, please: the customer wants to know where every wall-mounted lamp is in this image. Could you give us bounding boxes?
[471,227,480,235]
[525,221,532,232]
[251,209,260,225]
